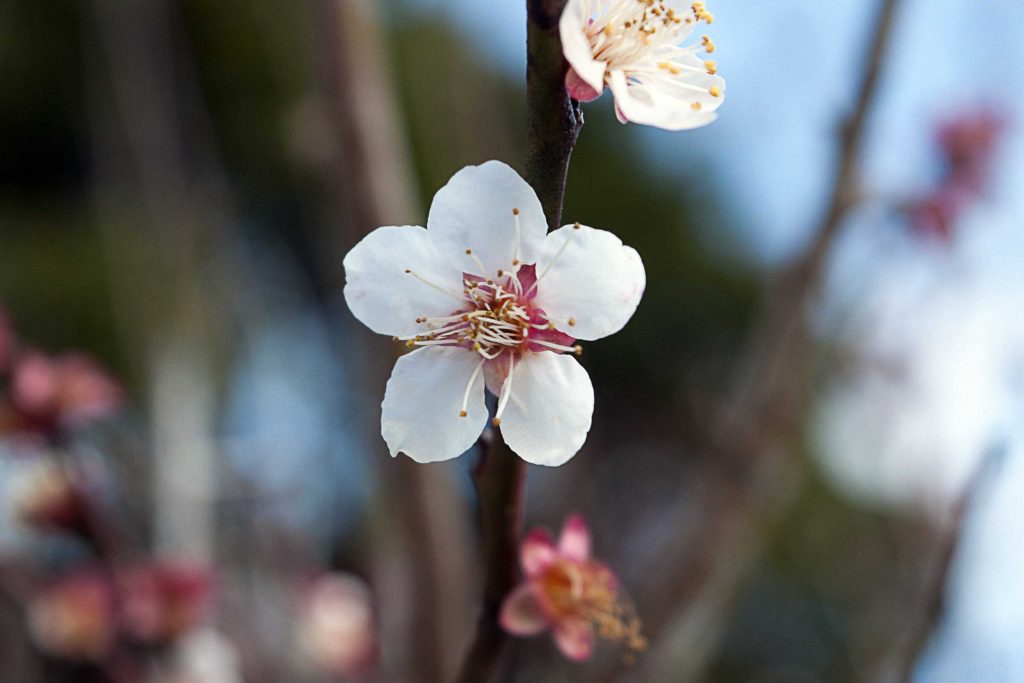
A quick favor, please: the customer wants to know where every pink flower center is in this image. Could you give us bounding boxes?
[397,214,585,423]
[401,263,579,361]
[535,559,648,655]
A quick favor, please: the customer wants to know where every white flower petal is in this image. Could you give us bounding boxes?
[427,161,547,278]
[344,225,464,338]
[499,584,549,636]
[381,348,487,463]
[500,353,594,467]
[533,224,645,341]
[608,68,723,131]
[559,1,608,93]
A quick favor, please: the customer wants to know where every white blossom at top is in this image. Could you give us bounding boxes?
[343,161,645,466]
[560,0,725,130]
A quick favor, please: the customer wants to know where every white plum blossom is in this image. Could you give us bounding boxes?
[560,0,725,130]
[343,161,645,466]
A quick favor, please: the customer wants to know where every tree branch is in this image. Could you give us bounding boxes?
[455,2,581,681]
[636,0,905,675]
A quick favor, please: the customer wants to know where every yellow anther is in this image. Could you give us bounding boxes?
[568,317,576,326]
[573,222,581,230]
[574,345,583,356]
[511,258,520,266]
[709,86,722,97]
[704,59,717,74]
[702,35,715,53]
[691,101,703,110]
[406,340,415,348]
[512,207,520,215]
[459,410,468,417]
[492,417,502,427]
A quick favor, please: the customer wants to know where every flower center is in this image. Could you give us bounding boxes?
[540,560,648,657]
[397,216,585,422]
[585,1,717,72]
[401,265,580,361]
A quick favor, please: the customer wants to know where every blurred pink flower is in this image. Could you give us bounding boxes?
[937,110,1003,182]
[120,561,215,645]
[11,350,123,431]
[296,573,377,677]
[28,571,117,662]
[12,457,90,536]
[560,0,724,129]
[908,183,973,241]
[909,111,1005,241]
[500,514,645,661]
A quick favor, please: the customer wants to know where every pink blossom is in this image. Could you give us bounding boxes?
[28,571,117,662]
[12,457,90,536]
[119,561,215,645]
[499,514,645,661]
[295,573,377,677]
[909,111,1005,241]
[937,110,1003,181]
[11,350,123,431]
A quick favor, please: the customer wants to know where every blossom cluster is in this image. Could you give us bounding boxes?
[1,302,382,679]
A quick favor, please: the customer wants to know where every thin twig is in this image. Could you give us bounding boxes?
[456,434,527,683]
[455,1,582,681]
[312,1,476,679]
[895,447,1002,681]
[636,0,905,675]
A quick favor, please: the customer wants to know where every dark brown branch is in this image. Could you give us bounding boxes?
[455,434,527,683]
[526,0,584,232]
[455,2,581,681]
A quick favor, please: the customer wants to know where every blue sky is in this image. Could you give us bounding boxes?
[401,0,1024,263]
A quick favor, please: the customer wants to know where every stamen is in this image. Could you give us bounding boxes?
[459,360,485,417]
[531,339,583,355]
[464,249,488,278]
[492,354,516,426]
[512,208,522,269]
[404,268,466,301]
[531,222,582,294]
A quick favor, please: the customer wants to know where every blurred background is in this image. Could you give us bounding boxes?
[1,0,1022,681]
